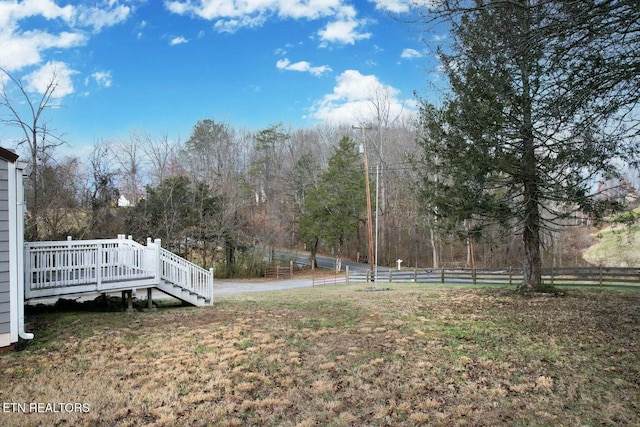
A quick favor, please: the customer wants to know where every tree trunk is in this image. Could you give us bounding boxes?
[521,139,547,291]
[428,218,439,269]
[309,237,318,269]
[522,213,542,290]
[225,242,235,266]
[519,30,549,293]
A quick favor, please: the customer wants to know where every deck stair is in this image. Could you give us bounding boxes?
[24,235,213,307]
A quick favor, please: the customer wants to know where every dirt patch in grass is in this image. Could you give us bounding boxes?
[1,285,639,426]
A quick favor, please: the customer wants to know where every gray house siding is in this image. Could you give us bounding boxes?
[0,159,10,336]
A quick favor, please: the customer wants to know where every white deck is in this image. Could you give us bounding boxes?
[24,235,213,306]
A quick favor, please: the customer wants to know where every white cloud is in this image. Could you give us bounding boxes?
[369,0,413,13]
[318,18,371,46]
[136,20,147,39]
[0,0,74,28]
[276,58,332,76]
[0,30,86,71]
[164,1,191,15]
[170,36,189,45]
[165,0,342,21]
[74,3,131,32]
[0,1,132,72]
[164,0,369,45]
[213,14,267,33]
[309,70,414,124]
[89,70,113,88]
[278,0,342,19]
[25,61,77,98]
[401,48,422,59]
[316,5,371,46]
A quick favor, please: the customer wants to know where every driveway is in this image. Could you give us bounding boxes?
[213,278,314,296]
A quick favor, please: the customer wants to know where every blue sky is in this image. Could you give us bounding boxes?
[0,0,443,151]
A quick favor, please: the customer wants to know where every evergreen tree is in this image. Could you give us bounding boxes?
[126,176,220,261]
[414,0,638,291]
[299,136,366,268]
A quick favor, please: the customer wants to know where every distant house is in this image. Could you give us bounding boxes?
[0,147,32,349]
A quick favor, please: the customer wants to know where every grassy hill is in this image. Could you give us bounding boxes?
[583,208,640,267]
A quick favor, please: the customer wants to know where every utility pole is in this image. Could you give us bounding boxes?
[353,125,375,273]
[375,162,379,284]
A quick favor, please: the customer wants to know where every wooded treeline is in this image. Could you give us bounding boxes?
[10,117,636,278]
[2,1,640,285]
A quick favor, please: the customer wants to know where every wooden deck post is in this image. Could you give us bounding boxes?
[122,290,134,311]
[145,288,155,311]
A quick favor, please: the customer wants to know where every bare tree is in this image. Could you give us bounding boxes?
[142,131,180,186]
[37,155,84,239]
[0,67,65,238]
[84,140,122,238]
[113,131,145,206]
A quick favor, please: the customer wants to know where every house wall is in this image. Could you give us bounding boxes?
[0,158,10,346]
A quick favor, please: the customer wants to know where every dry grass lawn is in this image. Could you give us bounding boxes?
[1,285,639,426]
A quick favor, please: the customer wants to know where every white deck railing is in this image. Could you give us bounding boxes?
[159,247,214,303]
[25,235,153,298]
[24,235,214,304]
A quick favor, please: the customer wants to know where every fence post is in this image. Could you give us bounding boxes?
[550,265,554,286]
[346,265,349,284]
[290,260,293,278]
[509,267,512,286]
[441,268,445,284]
[599,265,603,287]
[472,267,477,285]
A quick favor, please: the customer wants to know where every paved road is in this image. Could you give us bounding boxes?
[271,249,389,272]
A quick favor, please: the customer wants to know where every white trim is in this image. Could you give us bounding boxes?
[0,332,10,348]
[15,162,32,340]
[7,159,18,344]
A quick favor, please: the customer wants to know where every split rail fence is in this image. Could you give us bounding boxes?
[346,266,640,288]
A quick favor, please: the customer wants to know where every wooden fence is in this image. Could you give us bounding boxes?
[347,266,640,288]
[264,262,293,280]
